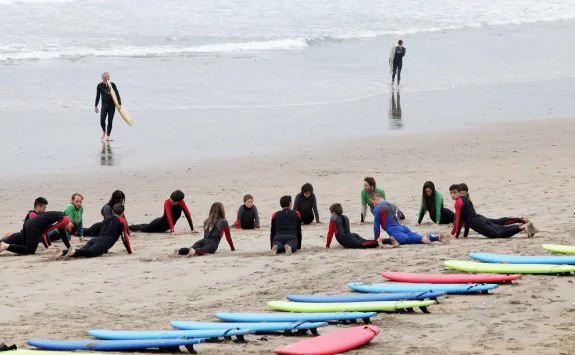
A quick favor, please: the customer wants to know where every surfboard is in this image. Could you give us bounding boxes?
[381,271,521,284]
[286,291,445,303]
[171,321,328,334]
[469,252,575,265]
[268,300,435,313]
[215,312,377,323]
[388,43,396,75]
[274,325,379,355]
[108,82,133,126]
[27,338,204,351]
[444,260,575,274]
[543,244,575,255]
[5,351,109,355]
[348,282,498,294]
[88,328,253,341]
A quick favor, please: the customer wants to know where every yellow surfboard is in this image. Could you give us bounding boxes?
[108,82,133,126]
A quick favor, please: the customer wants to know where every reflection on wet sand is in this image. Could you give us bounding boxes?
[100,141,114,166]
[388,90,402,129]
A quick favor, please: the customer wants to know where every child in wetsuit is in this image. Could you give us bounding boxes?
[84,190,126,237]
[234,194,260,230]
[175,202,235,256]
[0,212,74,255]
[129,190,196,235]
[55,203,132,259]
[2,197,48,241]
[417,181,455,225]
[450,184,536,239]
[293,183,320,225]
[325,203,383,249]
[371,193,447,245]
[270,195,302,255]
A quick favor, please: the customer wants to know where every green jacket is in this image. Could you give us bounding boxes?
[417,191,443,224]
[64,203,83,236]
[361,187,386,212]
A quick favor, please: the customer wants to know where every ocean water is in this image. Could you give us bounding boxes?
[0,0,574,175]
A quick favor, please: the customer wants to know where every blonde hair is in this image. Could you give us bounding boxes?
[101,72,110,79]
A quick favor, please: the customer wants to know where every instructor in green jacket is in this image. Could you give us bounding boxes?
[417,181,454,225]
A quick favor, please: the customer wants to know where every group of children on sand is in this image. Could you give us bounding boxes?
[0,177,539,259]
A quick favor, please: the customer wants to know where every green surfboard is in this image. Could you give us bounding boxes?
[543,244,575,255]
[444,260,575,274]
[268,300,435,313]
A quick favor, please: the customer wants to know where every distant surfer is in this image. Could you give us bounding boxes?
[95,72,121,141]
[390,40,406,85]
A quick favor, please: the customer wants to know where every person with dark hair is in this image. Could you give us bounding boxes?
[54,204,132,259]
[371,193,447,245]
[391,39,406,85]
[234,194,260,230]
[361,177,386,223]
[450,184,536,239]
[0,212,74,255]
[129,190,196,235]
[270,195,302,255]
[293,183,320,225]
[326,203,387,249]
[417,181,454,225]
[2,197,48,241]
[84,190,126,237]
[175,202,235,256]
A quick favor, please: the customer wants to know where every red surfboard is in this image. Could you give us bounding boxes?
[274,325,379,355]
[381,271,521,284]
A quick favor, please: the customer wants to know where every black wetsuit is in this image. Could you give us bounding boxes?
[129,199,194,233]
[5,212,71,255]
[270,209,302,253]
[392,46,406,84]
[177,219,235,255]
[235,205,260,229]
[293,193,319,225]
[95,82,121,136]
[4,210,40,244]
[453,197,521,239]
[326,214,378,249]
[64,215,131,258]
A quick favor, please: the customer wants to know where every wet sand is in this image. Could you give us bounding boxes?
[1,118,574,354]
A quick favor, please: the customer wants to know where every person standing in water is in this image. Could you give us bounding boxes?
[95,72,121,141]
[391,40,406,85]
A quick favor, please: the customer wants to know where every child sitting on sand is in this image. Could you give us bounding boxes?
[54,203,132,259]
[270,195,302,255]
[234,194,260,230]
[174,202,235,256]
[293,183,320,225]
[326,203,389,249]
[129,190,196,235]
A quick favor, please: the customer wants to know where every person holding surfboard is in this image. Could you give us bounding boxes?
[95,72,121,141]
[390,40,406,85]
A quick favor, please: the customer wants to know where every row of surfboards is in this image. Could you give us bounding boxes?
[18,244,575,355]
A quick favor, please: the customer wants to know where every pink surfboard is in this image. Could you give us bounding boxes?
[274,325,379,355]
[381,271,521,284]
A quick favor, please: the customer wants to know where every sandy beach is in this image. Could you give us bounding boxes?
[1,117,574,354]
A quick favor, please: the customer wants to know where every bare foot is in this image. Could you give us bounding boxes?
[521,216,530,223]
[101,132,105,140]
[0,242,8,253]
[285,245,293,256]
[186,249,196,257]
[62,248,76,260]
[51,249,65,261]
[389,237,400,248]
[522,223,533,238]
[421,235,431,244]
[173,249,180,256]
[270,245,278,256]
[106,136,114,141]
[439,234,450,244]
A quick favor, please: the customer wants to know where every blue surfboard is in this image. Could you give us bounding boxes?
[215,312,377,323]
[286,291,445,303]
[27,338,205,351]
[348,282,498,294]
[89,328,254,340]
[469,252,575,265]
[171,321,328,333]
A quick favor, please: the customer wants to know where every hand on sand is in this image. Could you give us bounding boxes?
[47,245,60,250]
